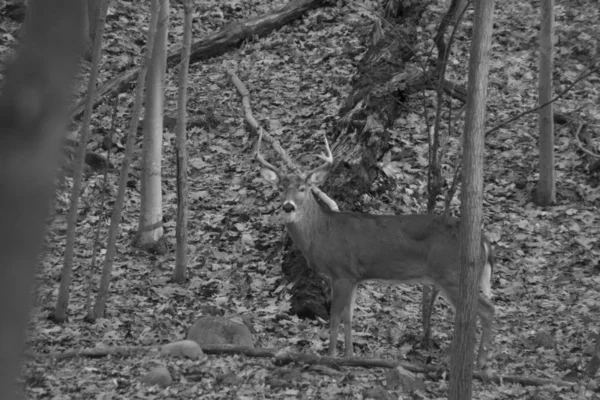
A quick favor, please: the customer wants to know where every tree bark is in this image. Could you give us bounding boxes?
[135,0,169,250]
[172,0,194,283]
[84,0,103,61]
[449,0,495,398]
[0,0,83,395]
[53,0,109,323]
[91,0,159,320]
[534,0,555,206]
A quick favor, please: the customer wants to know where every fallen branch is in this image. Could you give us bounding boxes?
[44,344,583,388]
[70,0,326,120]
[49,345,156,361]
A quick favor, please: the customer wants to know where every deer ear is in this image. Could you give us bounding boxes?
[260,168,279,185]
[307,170,327,185]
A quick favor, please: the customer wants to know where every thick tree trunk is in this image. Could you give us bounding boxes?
[281,1,432,320]
[0,0,83,394]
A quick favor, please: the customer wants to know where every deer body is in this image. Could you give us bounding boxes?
[256,135,494,368]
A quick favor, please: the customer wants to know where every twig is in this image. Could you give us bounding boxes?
[50,345,156,361]
[485,58,599,136]
[574,122,600,159]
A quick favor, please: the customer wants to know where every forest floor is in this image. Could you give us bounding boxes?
[1,0,599,398]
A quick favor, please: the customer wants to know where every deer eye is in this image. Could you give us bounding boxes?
[298,186,306,193]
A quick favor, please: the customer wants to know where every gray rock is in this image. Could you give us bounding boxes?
[187,316,253,348]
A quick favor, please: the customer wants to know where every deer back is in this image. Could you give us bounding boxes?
[285,194,480,286]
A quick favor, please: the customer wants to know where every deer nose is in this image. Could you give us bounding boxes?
[282,202,296,213]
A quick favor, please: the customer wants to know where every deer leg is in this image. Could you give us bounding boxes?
[421,285,439,347]
[328,278,355,357]
[342,283,358,358]
[476,294,494,368]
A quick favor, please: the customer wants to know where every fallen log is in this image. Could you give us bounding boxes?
[44,344,586,388]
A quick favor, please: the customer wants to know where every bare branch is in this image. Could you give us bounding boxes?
[228,69,301,173]
[486,57,599,136]
[574,122,600,159]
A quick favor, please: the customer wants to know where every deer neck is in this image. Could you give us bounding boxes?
[285,193,329,257]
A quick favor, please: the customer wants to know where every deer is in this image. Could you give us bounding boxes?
[255,131,495,368]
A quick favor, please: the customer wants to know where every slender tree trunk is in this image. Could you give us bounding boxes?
[84,0,102,61]
[173,0,193,283]
[53,0,109,323]
[91,1,159,319]
[0,0,83,395]
[136,0,169,249]
[422,0,466,346]
[449,0,495,398]
[535,0,555,206]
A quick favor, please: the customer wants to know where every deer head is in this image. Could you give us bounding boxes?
[256,131,333,223]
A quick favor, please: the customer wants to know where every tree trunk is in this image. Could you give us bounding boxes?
[53,0,109,323]
[280,0,431,320]
[135,0,169,251]
[91,0,159,320]
[449,0,495,398]
[173,0,194,283]
[83,0,102,61]
[0,0,83,395]
[422,0,469,348]
[534,0,555,206]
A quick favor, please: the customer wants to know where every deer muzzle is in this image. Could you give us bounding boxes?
[282,202,296,213]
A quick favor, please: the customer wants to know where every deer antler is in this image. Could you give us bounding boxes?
[307,133,334,176]
[254,129,282,174]
[228,69,301,174]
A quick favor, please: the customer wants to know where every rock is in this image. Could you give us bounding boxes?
[161,340,203,360]
[142,366,172,387]
[187,316,253,348]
